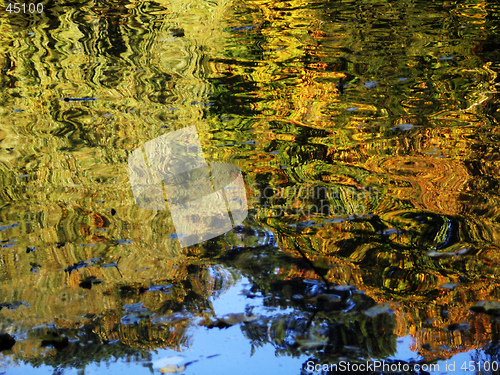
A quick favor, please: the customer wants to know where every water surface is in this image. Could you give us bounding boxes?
[1,0,500,373]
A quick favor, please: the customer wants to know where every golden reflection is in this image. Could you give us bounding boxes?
[1,0,500,369]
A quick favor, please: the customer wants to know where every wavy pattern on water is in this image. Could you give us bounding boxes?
[1,0,500,370]
[0,0,238,341]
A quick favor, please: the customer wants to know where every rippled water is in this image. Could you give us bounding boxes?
[1,0,500,374]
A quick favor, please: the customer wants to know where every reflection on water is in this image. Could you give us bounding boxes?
[1,0,500,373]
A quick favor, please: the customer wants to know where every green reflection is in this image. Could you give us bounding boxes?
[1,0,500,372]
